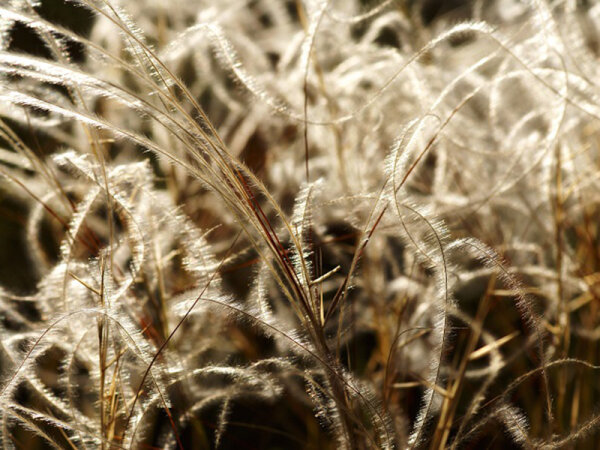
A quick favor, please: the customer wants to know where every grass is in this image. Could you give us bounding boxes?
[1,0,600,448]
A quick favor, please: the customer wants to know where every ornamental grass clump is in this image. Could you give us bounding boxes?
[1,0,600,448]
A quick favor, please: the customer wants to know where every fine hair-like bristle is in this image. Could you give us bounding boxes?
[2,0,600,448]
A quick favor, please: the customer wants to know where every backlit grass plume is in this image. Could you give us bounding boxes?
[1,0,600,448]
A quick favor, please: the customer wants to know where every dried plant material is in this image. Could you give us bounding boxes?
[1,0,600,448]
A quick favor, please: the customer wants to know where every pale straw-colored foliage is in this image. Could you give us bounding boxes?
[1,0,600,448]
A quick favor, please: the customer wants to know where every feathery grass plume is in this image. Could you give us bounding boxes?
[2,0,600,448]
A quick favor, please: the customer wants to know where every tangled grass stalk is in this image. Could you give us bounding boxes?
[1,0,600,448]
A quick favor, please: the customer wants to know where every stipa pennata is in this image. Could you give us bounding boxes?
[1,0,600,448]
